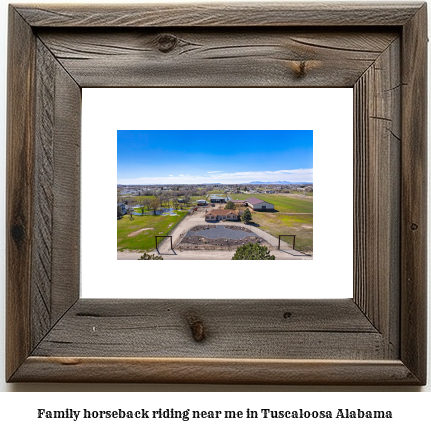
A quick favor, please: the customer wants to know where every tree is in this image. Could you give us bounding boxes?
[117,204,123,219]
[232,243,275,260]
[159,194,167,207]
[166,193,174,208]
[241,208,252,224]
[224,201,236,210]
[141,197,151,212]
[150,197,161,215]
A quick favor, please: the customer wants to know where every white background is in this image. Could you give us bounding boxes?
[0,0,429,421]
[82,87,353,299]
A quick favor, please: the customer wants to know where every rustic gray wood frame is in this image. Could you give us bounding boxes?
[6,2,427,385]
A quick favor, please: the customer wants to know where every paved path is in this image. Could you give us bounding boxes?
[117,249,310,260]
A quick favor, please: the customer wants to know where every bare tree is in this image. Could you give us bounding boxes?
[164,192,173,208]
[141,197,151,213]
[150,197,161,215]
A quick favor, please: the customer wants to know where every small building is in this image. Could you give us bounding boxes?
[205,209,239,222]
[197,200,207,206]
[210,195,227,203]
[244,197,274,211]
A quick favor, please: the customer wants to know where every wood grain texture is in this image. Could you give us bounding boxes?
[353,38,401,359]
[400,3,428,384]
[32,299,385,360]
[15,2,423,27]
[6,8,36,381]
[37,29,398,88]
[50,53,81,324]
[32,40,56,347]
[31,39,81,348]
[12,357,420,385]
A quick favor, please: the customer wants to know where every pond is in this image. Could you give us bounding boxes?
[185,225,258,240]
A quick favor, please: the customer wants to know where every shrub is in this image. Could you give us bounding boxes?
[138,253,163,260]
[232,243,275,260]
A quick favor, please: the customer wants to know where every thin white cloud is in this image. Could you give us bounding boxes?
[207,170,223,174]
[118,168,313,185]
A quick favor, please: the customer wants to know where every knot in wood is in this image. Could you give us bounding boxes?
[186,315,206,342]
[157,34,178,53]
[11,223,25,245]
[283,311,292,319]
[288,60,309,79]
[410,223,418,230]
[295,61,307,78]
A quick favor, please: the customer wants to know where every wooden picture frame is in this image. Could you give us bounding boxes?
[6,2,427,384]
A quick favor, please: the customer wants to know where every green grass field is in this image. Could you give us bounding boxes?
[133,195,157,202]
[229,193,313,251]
[117,212,187,252]
[229,193,312,213]
[207,188,226,194]
[251,212,313,251]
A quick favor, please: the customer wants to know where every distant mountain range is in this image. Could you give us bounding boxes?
[118,181,312,186]
[247,181,313,185]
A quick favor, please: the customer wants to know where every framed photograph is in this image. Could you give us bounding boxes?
[6,2,427,384]
[115,129,314,261]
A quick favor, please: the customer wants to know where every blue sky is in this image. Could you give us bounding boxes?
[117,130,312,184]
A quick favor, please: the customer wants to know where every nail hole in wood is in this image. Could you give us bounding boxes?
[411,223,418,230]
[283,312,292,319]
